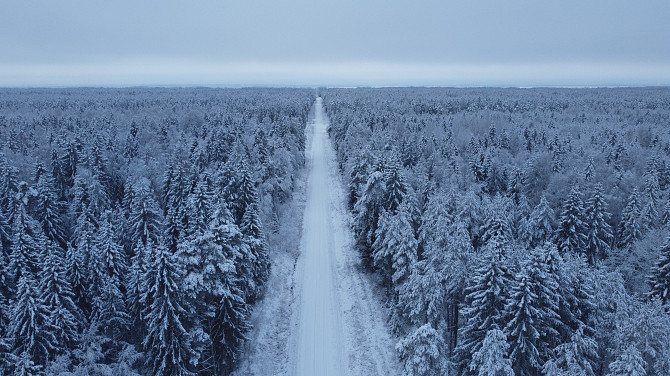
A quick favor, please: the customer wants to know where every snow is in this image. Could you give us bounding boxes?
[292,96,346,375]
[236,97,400,375]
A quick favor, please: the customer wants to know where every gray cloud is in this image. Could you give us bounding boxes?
[1,0,669,86]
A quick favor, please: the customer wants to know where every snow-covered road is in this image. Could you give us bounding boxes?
[293,97,346,375]
[235,97,400,376]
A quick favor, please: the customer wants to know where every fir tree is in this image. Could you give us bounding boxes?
[39,241,82,352]
[353,165,385,269]
[8,183,43,284]
[479,195,513,258]
[127,240,152,344]
[396,323,446,376]
[543,325,598,376]
[521,195,555,249]
[648,236,670,304]
[143,242,196,376]
[556,187,587,254]
[525,247,563,359]
[505,275,542,376]
[240,200,270,302]
[89,212,129,339]
[383,158,407,214]
[211,278,250,375]
[642,172,660,229]
[662,199,670,227]
[33,172,67,250]
[8,274,55,367]
[457,256,511,375]
[95,211,127,283]
[584,184,613,263]
[9,351,42,376]
[606,346,647,376]
[128,181,163,251]
[373,202,418,295]
[584,157,595,182]
[619,188,644,248]
[469,327,514,376]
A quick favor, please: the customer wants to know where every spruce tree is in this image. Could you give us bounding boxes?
[353,166,385,269]
[33,173,67,250]
[469,327,514,376]
[584,184,613,263]
[649,236,670,304]
[457,256,511,375]
[373,202,418,295]
[543,325,598,376]
[642,172,660,229]
[557,187,587,254]
[8,274,54,367]
[128,181,163,251]
[479,195,513,258]
[505,274,542,376]
[383,158,407,214]
[240,200,270,302]
[619,188,644,248]
[396,323,446,376]
[606,346,647,376]
[39,241,82,352]
[143,242,196,376]
[527,247,563,359]
[662,199,670,227]
[521,195,555,249]
[8,183,43,284]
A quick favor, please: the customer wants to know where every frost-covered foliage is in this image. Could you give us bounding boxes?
[0,88,312,375]
[323,87,670,376]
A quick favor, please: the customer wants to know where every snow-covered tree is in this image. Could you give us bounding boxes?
[457,256,511,375]
[662,199,670,227]
[373,201,418,294]
[521,195,555,249]
[469,327,514,376]
[619,188,644,249]
[8,182,42,284]
[479,195,513,258]
[396,323,446,376]
[505,274,542,376]
[606,346,647,376]
[543,325,598,376]
[240,200,270,302]
[383,158,407,213]
[641,172,660,229]
[648,236,670,304]
[33,172,67,250]
[143,241,196,376]
[128,179,163,251]
[9,351,42,376]
[39,241,82,352]
[525,247,564,359]
[583,184,613,263]
[8,274,54,367]
[354,162,385,268]
[556,187,587,254]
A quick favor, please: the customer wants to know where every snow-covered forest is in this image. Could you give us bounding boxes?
[0,88,313,375]
[322,87,670,376]
[2,86,670,376]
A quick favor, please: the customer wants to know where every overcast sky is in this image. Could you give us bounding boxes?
[1,0,669,86]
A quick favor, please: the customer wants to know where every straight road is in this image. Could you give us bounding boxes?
[294,97,346,375]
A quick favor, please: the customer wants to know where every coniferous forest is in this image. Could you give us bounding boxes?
[0,88,313,375]
[1,87,670,376]
[322,87,670,376]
